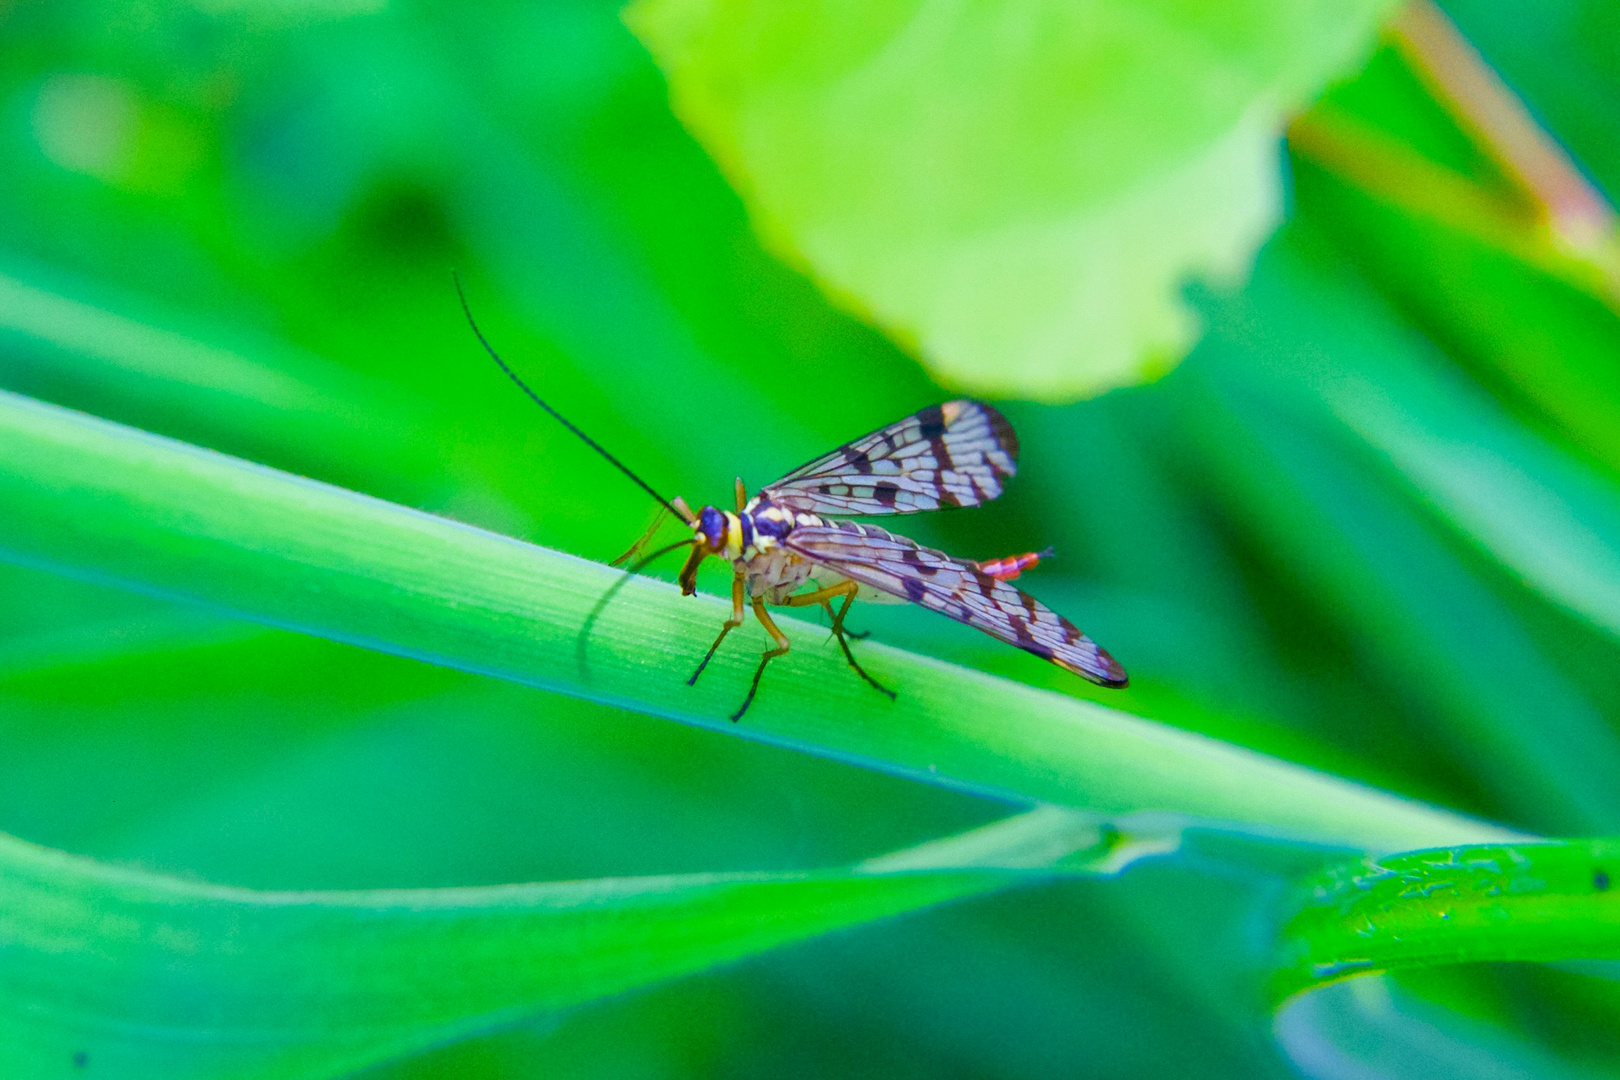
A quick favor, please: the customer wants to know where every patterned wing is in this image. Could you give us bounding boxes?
[785,522,1127,687]
[763,401,1018,516]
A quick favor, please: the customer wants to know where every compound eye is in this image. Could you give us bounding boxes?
[698,506,727,549]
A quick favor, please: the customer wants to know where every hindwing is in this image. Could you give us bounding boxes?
[784,521,1126,687]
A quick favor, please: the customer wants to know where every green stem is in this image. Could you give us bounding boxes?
[1271,839,1620,1004]
[0,389,1514,851]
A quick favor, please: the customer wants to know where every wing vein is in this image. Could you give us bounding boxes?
[763,401,1019,516]
[784,522,1126,686]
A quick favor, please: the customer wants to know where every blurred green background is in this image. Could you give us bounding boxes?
[4,0,1620,1076]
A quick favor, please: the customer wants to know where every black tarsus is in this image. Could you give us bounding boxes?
[822,597,892,698]
[687,635,726,687]
[828,619,894,699]
[817,600,870,639]
[454,273,684,521]
[731,652,779,722]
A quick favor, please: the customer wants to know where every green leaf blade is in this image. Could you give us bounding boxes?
[0,389,1510,853]
[0,807,1161,1079]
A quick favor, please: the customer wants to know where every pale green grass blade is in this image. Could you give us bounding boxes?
[1215,221,1620,649]
[0,805,1165,1079]
[0,390,1512,851]
[1326,355,1620,646]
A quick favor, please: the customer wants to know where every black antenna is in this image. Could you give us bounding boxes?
[454,273,685,521]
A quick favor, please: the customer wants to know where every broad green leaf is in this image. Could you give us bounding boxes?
[1270,839,1620,1003]
[0,803,1166,1079]
[0,389,1512,852]
[625,0,1401,399]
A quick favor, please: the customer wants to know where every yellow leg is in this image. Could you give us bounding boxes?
[782,580,858,610]
[688,572,746,687]
[786,582,894,701]
[783,581,866,637]
[731,598,792,722]
[823,589,871,637]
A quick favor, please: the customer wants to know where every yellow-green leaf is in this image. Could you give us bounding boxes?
[626,0,1401,399]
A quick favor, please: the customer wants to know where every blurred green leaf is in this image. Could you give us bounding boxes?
[0,614,1005,888]
[1291,74,1620,479]
[0,389,1512,851]
[0,268,447,504]
[1179,223,1620,836]
[1443,0,1620,200]
[0,803,1167,1079]
[1308,309,1620,649]
[1270,839,1620,1004]
[1276,969,1620,1079]
[625,0,1400,399]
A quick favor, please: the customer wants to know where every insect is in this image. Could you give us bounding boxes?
[458,283,1127,721]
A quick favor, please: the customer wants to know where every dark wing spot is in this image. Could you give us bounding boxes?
[916,404,946,441]
[843,446,874,474]
[902,576,927,603]
[930,435,954,472]
[902,548,940,575]
[1010,616,1053,659]
[873,482,900,507]
[981,403,1019,466]
[939,490,963,509]
[1092,644,1129,687]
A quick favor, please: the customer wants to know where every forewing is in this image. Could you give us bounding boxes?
[786,522,1127,687]
[764,401,1018,516]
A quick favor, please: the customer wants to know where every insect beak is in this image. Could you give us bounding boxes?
[677,543,708,596]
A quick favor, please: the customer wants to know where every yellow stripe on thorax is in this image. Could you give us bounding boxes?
[724,511,745,559]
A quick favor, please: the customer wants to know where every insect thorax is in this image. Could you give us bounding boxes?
[738,544,818,604]
[716,497,829,603]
